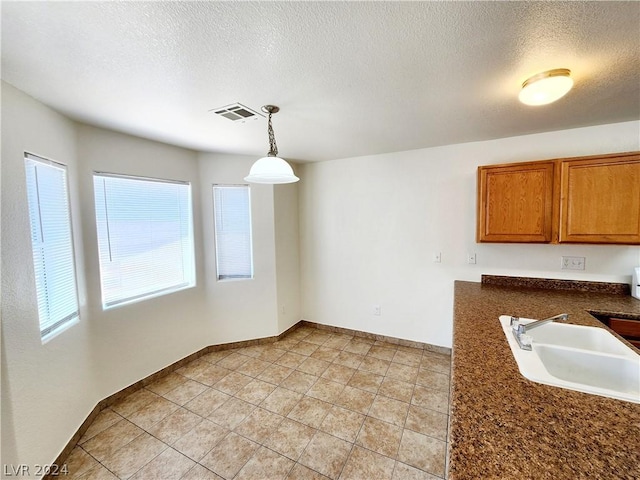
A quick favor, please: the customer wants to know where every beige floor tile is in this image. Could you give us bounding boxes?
[311,346,341,362]
[236,357,271,377]
[343,340,372,356]
[373,340,399,350]
[411,386,449,414]
[235,407,284,443]
[339,445,395,480]
[281,370,319,394]
[177,359,214,380]
[348,370,383,393]
[213,371,253,395]
[336,386,375,414]
[297,357,331,376]
[276,351,308,369]
[378,378,414,403]
[274,338,300,350]
[367,345,396,362]
[78,408,122,444]
[200,350,232,364]
[321,364,356,384]
[200,432,259,479]
[299,431,352,480]
[265,418,316,461]
[260,387,303,416]
[420,353,451,375]
[100,432,166,479]
[208,397,255,429]
[397,430,446,477]
[235,345,265,358]
[216,352,250,370]
[369,395,409,428]
[127,395,181,430]
[147,407,203,445]
[258,364,294,385]
[404,405,448,441]
[235,378,277,405]
[290,341,320,356]
[386,363,419,383]
[286,463,331,480]
[415,368,450,392]
[323,335,353,350]
[235,446,295,480]
[81,419,144,463]
[392,350,423,367]
[184,388,231,417]
[304,332,333,346]
[355,417,402,458]
[358,356,391,376]
[73,464,119,480]
[129,447,195,480]
[173,419,228,462]
[306,378,345,404]
[64,447,101,478]
[392,461,441,480]
[163,379,208,405]
[333,351,363,369]
[287,396,332,429]
[146,372,189,396]
[319,405,365,443]
[190,365,232,386]
[256,347,286,363]
[180,464,224,480]
[111,388,159,418]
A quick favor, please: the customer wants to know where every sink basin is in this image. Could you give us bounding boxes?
[499,315,640,403]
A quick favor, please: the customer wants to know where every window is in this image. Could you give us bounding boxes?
[24,153,79,341]
[213,185,253,280]
[93,173,195,308]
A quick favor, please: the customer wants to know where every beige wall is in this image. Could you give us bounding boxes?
[298,121,640,348]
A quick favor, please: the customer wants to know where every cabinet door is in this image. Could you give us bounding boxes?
[477,161,555,242]
[559,153,640,244]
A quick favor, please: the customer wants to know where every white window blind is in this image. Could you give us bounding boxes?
[213,185,253,280]
[93,173,195,308]
[24,153,79,340]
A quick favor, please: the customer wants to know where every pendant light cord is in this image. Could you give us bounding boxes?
[267,112,279,157]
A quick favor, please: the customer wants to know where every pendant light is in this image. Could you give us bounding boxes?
[518,68,573,106]
[245,105,299,184]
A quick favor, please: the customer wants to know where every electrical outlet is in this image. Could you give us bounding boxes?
[467,253,477,264]
[373,305,381,316]
[433,252,441,263]
[561,256,585,270]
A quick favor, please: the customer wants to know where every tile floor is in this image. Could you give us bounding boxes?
[64,326,452,480]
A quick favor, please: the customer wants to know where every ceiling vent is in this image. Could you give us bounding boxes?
[210,103,264,122]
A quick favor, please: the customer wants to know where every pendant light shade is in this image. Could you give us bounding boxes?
[245,105,299,184]
[519,68,573,106]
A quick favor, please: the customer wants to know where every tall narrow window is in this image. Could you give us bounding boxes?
[93,173,195,309]
[213,185,253,280]
[24,153,79,341]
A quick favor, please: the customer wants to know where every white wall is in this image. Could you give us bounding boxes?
[1,83,300,470]
[299,121,640,348]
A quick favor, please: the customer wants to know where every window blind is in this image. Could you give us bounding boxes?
[213,185,253,280]
[24,153,79,340]
[93,173,195,308]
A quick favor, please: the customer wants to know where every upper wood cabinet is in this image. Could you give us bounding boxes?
[558,153,640,244]
[477,161,555,243]
[477,151,640,245]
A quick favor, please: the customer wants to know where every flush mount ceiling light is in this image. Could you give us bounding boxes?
[244,105,299,184]
[519,68,573,106]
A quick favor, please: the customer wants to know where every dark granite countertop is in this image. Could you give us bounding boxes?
[449,280,640,480]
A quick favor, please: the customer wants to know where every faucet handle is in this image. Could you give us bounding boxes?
[510,316,520,327]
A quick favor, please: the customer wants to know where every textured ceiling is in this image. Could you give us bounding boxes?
[2,1,639,162]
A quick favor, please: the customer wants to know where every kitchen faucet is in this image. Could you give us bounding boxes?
[510,313,569,350]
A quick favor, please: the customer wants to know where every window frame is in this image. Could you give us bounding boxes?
[24,152,80,342]
[212,184,254,281]
[92,171,196,309]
